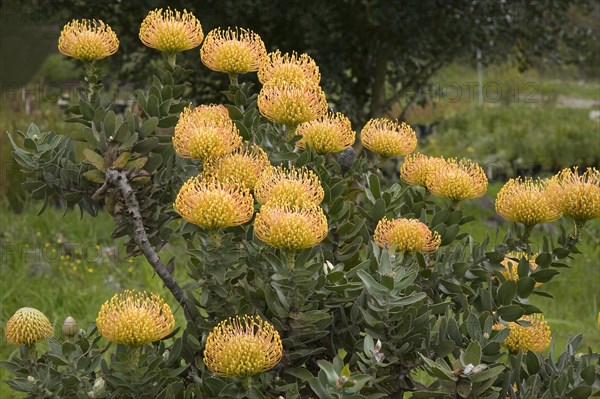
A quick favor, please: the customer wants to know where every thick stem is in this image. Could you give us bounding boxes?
[128,345,142,369]
[229,74,239,86]
[166,53,177,67]
[284,250,296,272]
[209,230,222,248]
[101,169,188,313]
[520,224,533,257]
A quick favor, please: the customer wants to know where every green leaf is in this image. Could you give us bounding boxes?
[461,341,481,366]
[140,117,159,136]
[535,252,552,267]
[83,148,106,172]
[517,277,536,298]
[79,99,94,119]
[497,305,524,322]
[568,386,592,399]
[83,169,105,184]
[357,270,389,296]
[530,269,560,283]
[103,110,116,136]
[497,281,517,306]
[526,351,540,375]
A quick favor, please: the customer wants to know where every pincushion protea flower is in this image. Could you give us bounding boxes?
[96,290,174,346]
[296,112,355,154]
[495,177,561,227]
[5,307,53,345]
[258,50,321,86]
[201,27,267,75]
[254,166,324,208]
[360,119,417,158]
[427,158,488,201]
[494,314,551,353]
[374,217,441,253]
[58,19,119,62]
[258,81,328,127]
[203,144,271,190]
[139,8,204,53]
[174,177,254,229]
[254,205,328,250]
[173,105,242,160]
[399,153,446,187]
[204,315,282,377]
[547,167,600,223]
[501,252,542,287]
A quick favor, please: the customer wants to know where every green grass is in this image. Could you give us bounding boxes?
[0,200,187,398]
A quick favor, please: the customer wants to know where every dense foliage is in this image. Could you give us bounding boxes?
[3,7,599,399]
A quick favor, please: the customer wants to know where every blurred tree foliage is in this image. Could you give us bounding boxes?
[2,0,596,123]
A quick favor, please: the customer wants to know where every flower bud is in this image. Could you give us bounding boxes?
[92,377,105,396]
[162,349,170,362]
[62,316,78,338]
[27,376,36,384]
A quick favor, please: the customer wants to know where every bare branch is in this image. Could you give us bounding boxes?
[104,168,188,312]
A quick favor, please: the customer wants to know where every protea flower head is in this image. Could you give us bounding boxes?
[258,50,321,86]
[96,290,174,346]
[501,252,542,287]
[174,177,254,229]
[254,205,328,250]
[202,144,271,190]
[5,307,53,345]
[495,177,561,227]
[360,118,417,158]
[204,315,282,377]
[399,153,446,187]
[374,217,441,254]
[296,111,355,154]
[494,314,551,353]
[139,8,204,53]
[547,167,600,223]
[200,27,267,75]
[58,19,119,62]
[258,81,328,127]
[426,158,488,201]
[173,105,242,160]
[254,166,324,208]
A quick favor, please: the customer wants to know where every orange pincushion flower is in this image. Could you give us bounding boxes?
[5,307,53,345]
[96,290,174,346]
[374,217,441,253]
[204,315,282,377]
[254,166,324,208]
[139,8,204,53]
[296,111,355,154]
[201,27,267,75]
[399,153,446,187]
[173,105,242,160]
[360,118,417,158]
[58,19,119,62]
[427,158,488,201]
[254,205,328,250]
[203,144,271,190]
[495,177,561,227]
[547,167,600,223]
[258,81,328,127]
[258,50,321,86]
[494,314,551,353]
[174,177,254,229]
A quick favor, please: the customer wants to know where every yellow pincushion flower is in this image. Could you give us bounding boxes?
[258,81,328,127]
[496,177,561,227]
[139,8,204,53]
[360,118,417,158]
[173,105,242,160]
[254,205,328,250]
[374,217,441,254]
[254,166,324,208]
[204,315,282,377]
[427,158,488,201]
[501,252,541,287]
[203,144,271,190]
[399,153,446,187]
[547,167,600,223]
[258,50,321,86]
[494,314,551,353]
[296,112,355,154]
[201,28,267,75]
[58,19,119,62]
[5,307,53,345]
[174,177,254,229]
[96,290,174,346]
